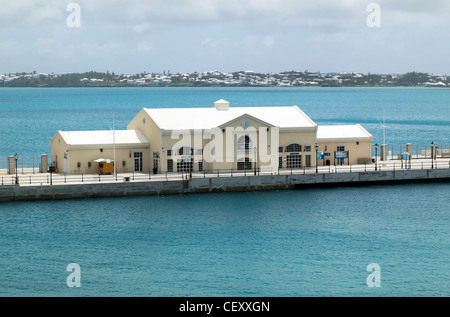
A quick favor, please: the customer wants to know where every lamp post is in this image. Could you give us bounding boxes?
[253,147,257,175]
[431,142,436,169]
[374,143,378,171]
[315,143,319,173]
[189,148,193,179]
[14,153,19,185]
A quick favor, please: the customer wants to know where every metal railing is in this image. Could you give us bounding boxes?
[0,156,42,174]
[372,144,450,160]
[1,159,449,186]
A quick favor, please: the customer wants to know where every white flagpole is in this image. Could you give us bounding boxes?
[380,105,390,145]
[113,111,116,176]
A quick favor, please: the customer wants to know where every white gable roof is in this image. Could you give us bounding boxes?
[144,104,317,131]
[59,130,149,148]
[317,124,373,141]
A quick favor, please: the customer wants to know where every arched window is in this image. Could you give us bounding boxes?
[286,143,302,152]
[178,146,193,156]
[237,135,252,150]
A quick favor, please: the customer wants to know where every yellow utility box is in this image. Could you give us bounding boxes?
[98,162,114,174]
[96,159,115,174]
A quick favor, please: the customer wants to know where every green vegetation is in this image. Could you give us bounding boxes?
[1,71,448,88]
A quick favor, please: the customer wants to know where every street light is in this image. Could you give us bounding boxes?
[315,143,319,173]
[189,148,193,179]
[14,153,19,185]
[431,142,436,169]
[253,147,257,175]
[374,143,378,171]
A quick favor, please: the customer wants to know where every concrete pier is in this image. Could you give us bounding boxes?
[1,168,449,202]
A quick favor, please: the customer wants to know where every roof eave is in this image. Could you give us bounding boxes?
[317,137,373,143]
[68,143,150,149]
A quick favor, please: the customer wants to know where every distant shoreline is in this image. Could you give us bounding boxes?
[1,71,448,88]
[1,84,448,88]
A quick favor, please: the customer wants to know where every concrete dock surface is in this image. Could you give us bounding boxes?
[1,157,449,202]
[1,157,449,187]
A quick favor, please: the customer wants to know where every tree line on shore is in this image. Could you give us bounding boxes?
[1,70,448,88]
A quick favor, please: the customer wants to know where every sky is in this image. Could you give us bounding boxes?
[1,0,449,75]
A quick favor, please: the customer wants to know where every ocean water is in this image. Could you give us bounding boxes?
[0,87,449,297]
[0,87,449,157]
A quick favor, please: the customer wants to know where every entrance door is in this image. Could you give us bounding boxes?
[152,152,159,173]
[287,155,302,168]
[177,159,192,172]
[336,146,345,165]
[134,152,143,172]
[237,158,252,170]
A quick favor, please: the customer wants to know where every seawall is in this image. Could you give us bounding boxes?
[1,169,449,202]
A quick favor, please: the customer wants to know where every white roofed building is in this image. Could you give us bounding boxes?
[317,124,373,165]
[50,99,373,174]
[56,130,149,148]
[50,130,149,174]
[127,100,319,173]
[317,124,373,142]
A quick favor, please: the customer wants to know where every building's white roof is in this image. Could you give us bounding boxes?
[144,103,317,131]
[59,130,149,148]
[317,124,373,141]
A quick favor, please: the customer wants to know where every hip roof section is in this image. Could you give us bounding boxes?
[143,105,317,131]
[317,124,373,142]
[58,130,149,148]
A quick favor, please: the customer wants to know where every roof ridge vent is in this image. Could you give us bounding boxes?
[214,99,229,111]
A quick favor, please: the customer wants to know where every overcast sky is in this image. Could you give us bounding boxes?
[1,0,449,74]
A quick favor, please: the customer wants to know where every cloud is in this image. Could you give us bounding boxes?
[130,22,151,33]
[1,0,449,30]
[0,0,64,28]
[0,40,23,56]
[34,37,63,55]
[201,38,218,49]
[28,4,63,25]
[136,41,153,52]
[263,35,275,47]
[75,41,127,57]
[1,0,449,74]
[377,0,450,28]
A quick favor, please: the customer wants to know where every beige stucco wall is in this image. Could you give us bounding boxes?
[152,118,319,173]
[66,147,149,174]
[50,131,67,173]
[278,130,317,168]
[158,115,282,172]
[127,108,161,172]
[216,115,278,171]
[50,131,150,174]
[317,139,372,165]
[161,130,205,172]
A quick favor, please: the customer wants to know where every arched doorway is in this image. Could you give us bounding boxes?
[177,146,193,172]
[286,143,302,168]
[237,157,253,170]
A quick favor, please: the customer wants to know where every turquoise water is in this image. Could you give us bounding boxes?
[0,186,448,296]
[0,87,449,157]
[0,87,449,296]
